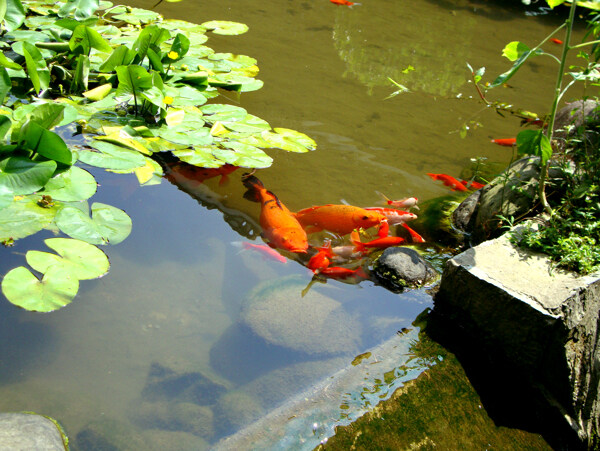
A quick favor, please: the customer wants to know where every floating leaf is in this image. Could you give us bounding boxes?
[0,196,57,240]
[200,104,247,123]
[2,265,79,312]
[26,238,109,280]
[41,166,97,201]
[213,142,272,168]
[222,114,270,133]
[4,0,26,32]
[0,156,57,195]
[201,20,248,36]
[82,83,112,101]
[78,141,147,170]
[55,202,132,245]
[172,147,223,168]
[260,128,317,153]
[0,185,11,210]
[69,24,112,55]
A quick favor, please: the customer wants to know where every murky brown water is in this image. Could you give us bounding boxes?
[0,0,587,449]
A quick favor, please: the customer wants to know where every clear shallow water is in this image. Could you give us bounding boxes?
[0,0,586,448]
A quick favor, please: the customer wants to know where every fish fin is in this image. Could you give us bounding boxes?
[266,190,284,209]
[375,190,391,206]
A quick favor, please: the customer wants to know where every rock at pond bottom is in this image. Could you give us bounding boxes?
[434,229,600,448]
[373,248,438,292]
[240,276,362,356]
[0,413,67,450]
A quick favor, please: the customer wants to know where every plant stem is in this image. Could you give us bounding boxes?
[539,0,577,217]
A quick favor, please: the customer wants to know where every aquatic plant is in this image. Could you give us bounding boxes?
[0,0,316,311]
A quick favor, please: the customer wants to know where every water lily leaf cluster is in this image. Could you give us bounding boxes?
[0,0,317,311]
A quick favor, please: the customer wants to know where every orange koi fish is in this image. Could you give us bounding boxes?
[376,192,419,209]
[329,0,360,6]
[307,240,334,272]
[231,241,288,264]
[165,162,238,185]
[351,230,405,253]
[490,138,517,147]
[401,223,425,243]
[319,266,368,281]
[426,173,469,192]
[365,207,418,225]
[242,174,308,253]
[294,204,386,235]
[551,38,563,45]
[461,180,486,190]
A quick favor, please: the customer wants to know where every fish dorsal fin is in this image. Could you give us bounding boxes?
[266,190,284,209]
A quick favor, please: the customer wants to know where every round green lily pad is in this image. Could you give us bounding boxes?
[26,238,109,280]
[2,265,79,312]
[55,202,132,245]
[201,20,249,36]
[41,166,98,201]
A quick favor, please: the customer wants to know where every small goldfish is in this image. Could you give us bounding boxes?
[294,204,386,235]
[351,230,405,253]
[551,38,563,44]
[307,240,334,272]
[400,223,425,243]
[242,174,308,253]
[490,138,517,147]
[462,180,486,190]
[376,192,419,209]
[319,266,368,281]
[364,207,418,225]
[426,173,469,192]
[329,0,360,6]
[231,241,287,264]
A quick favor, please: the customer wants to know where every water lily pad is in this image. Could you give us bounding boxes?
[0,157,57,195]
[200,104,247,123]
[55,202,132,245]
[213,142,272,168]
[1,265,79,312]
[78,141,147,170]
[223,114,270,133]
[172,147,223,168]
[26,238,109,280]
[0,185,12,210]
[41,166,97,201]
[0,197,57,240]
[261,128,317,153]
[201,20,248,36]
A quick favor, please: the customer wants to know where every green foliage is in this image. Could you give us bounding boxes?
[0,0,317,311]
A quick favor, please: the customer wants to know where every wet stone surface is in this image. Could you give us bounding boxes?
[0,413,66,450]
[373,247,438,292]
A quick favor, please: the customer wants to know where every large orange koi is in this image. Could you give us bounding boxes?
[294,204,386,235]
[242,174,308,253]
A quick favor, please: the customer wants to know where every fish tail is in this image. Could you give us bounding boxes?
[350,230,366,253]
[242,173,264,202]
[375,190,391,206]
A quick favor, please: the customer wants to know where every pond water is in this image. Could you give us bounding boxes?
[0,0,588,449]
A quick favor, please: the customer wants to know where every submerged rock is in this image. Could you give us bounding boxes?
[141,362,227,406]
[240,276,362,356]
[373,248,438,292]
[213,390,265,439]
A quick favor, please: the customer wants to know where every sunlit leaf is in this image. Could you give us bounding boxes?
[112,7,160,25]
[516,129,553,164]
[501,41,530,62]
[22,41,50,93]
[58,0,99,20]
[201,20,248,36]
[78,140,147,170]
[2,265,79,312]
[0,157,57,195]
[41,166,97,201]
[200,104,247,123]
[0,196,56,240]
[55,202,132,245]
[99,45,136,72]
[26,238,109,280]
[20,122,73,165]
[547,0,566,8]
[69,24,112,55]
[213,142,272,168]
[172,147,223,167]
[260,128,317,153]
[222,114,270,133]
[0,68,10,104]
[27,103,66,130]
[115,65,153,104]
[3,0,25,32]
[83,83,112,101]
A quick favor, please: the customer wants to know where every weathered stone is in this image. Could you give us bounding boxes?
[373,247,438,292]
[240,276,362,356]
[75,417,149,451]
[0,413,67,450]
[452,189,481,233]
[434,229,600,448]
[140,429,209,451]
[553,99,600,151]
[132,400,215,439]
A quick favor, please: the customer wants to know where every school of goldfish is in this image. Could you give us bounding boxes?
[238,171,479,284]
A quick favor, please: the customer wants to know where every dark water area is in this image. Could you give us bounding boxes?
[0,0,590,449]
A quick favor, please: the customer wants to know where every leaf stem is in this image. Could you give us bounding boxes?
[539,0,577,217]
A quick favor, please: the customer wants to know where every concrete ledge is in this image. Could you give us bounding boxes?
[434,231,600,448]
